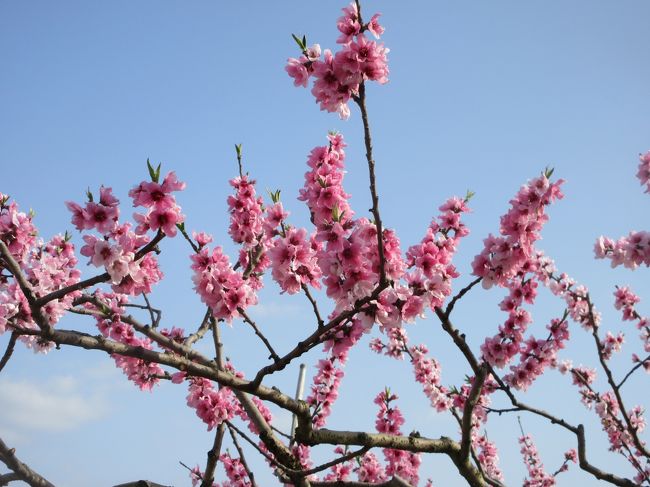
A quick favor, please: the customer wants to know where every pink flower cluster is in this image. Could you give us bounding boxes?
[129,171,186,237]
[269,227,322,294]
[89,292,163,390]
[518,433,555,487]
[80,224,163,294]
[613,286,650,372]
[594,151,650,269]
[286,3,388,119]
[298,133,353,232]
[191,245,257,323]
[219,452,253,487]
[2,234,81,352]
[373,390,421,486]
[472,174,564,289]
[66,186,120,235]
[504,317,570,391]
[595,232,650,269]
[473,434,504,482]
[355,452,387,483]
[561,362,649,479]
[185,376,236,430]
[370,329,453,412]
[405,196,471,313]
[67,183,166,295]
[0,195,83,350]
[306,319,364,427]
[0,193,37,264]
[536,255,601,330]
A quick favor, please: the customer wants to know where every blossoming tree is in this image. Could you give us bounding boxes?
[1,2,649,486]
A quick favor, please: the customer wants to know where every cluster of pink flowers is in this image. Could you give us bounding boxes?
[219,452,253,487]
[191,245,257,322]
[404,196,471,314]
[613,286,650,372]
[80,223,163,294]
[373,390,421,485]
[559,361,649,480]
[535,254,601,332]
[518,433,556,486]
[370,329,453,412]
[269,227,322,294]
[306,319,364,427]
[129,170,186,237]
[0,195,83,350]
[286,3,388,119]
[89,292,163,390]
[0,193,37,264]
[594,151,650,269]
[298,133,353,232]
[504,317,570,391]
[66,186,120,235]
[472,174,564,289]
[3,234,82,352]
[184,376,236,430]
[355,452,387,483]
[473,434,504,482]
[67,180,168,295]
[595,232,650,269]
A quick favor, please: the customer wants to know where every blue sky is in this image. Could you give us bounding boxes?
[1,1,649,486]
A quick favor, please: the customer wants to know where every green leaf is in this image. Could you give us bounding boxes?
[291,33,305,51]
[176,222,185,232]
[86,187,94,202]
[544,166,555,179]
[235,143,242,160]
[464,190,475,202]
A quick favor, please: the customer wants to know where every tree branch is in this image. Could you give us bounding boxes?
[0,437,54,487]
[0,333,18,373]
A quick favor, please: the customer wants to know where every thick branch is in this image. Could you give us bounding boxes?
[12,326,304,415]
[460,364,488,462]
[0,437,54,487]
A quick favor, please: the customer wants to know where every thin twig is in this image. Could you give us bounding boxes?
[238,308,280,362]
[227,423,258,487]
[301,283,324,328]
[618,353,650,389]
[0,333,18,373]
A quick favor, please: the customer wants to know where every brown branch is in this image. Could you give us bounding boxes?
[226,423,258,487]
[12,326,305,415]
[0,241,52,336]
[460,364,488,462]
[435,306,481,375]
[0,437,54,487]
[353,81,386,287]
[618,353,650,389]
[184,308,213,347]
[201,319,226,487]
[141,293,160,328]
[487,364,637,487]
[112,482,171,487]
[0,333,18,373]
[253,286,386,387]
[302,283,324,328]
[445,277,482,318]
[586,296,650,459]
[238,309,280,362]
[0,473,20,486]
[311,477,412,487]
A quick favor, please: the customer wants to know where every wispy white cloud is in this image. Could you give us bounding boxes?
[0,376,110,432]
